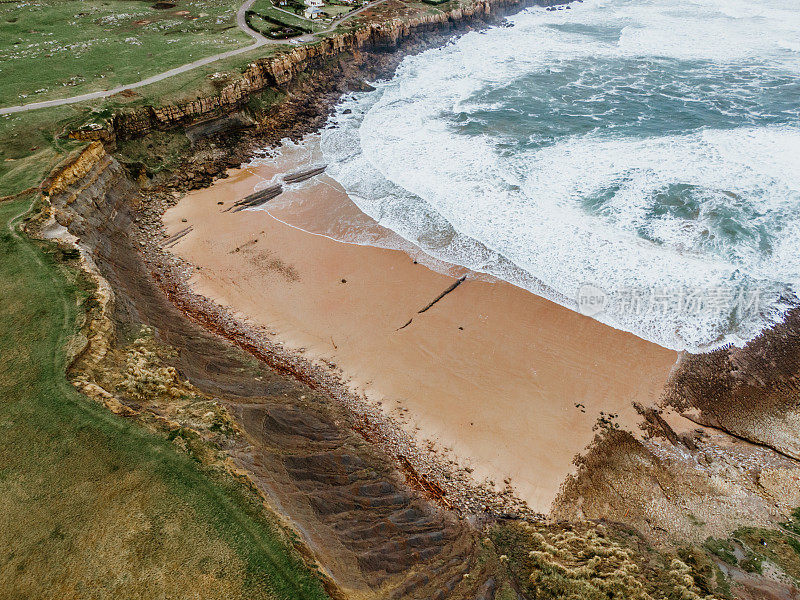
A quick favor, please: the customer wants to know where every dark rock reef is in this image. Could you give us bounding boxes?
[663,315,800,461]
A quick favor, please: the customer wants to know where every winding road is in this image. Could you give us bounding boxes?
[0,0,386,115]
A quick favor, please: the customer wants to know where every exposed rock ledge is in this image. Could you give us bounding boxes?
[72,0,561,141]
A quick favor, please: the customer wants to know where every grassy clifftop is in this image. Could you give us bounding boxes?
[0,196,330,600]
[0,0,251,106]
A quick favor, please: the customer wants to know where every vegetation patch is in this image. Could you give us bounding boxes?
[247,10,306,37]
[486,521,730,600]
[246,86,286,116]
[703,509,800,585]
[0,106,89,197]
[704,538,737,566]
[734,528,800,580]
[115,129,192,176]
[247,6,312,35]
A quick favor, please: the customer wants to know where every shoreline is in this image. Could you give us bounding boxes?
[28,0,800,592]
[158,149,679,514]
[118,0,800,530]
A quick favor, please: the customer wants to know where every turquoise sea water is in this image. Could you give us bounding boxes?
[320,0,800,351]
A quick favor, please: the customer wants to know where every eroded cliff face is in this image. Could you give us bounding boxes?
[72,0,557,141]
[43,140,496,600]
[42,142,108,199]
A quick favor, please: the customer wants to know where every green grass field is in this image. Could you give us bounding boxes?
[252,5,309,28]
[0,106,89,197]
[0,0,252,106]
[0,196,330,600]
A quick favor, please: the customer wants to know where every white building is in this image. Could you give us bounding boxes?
[305,0,324,7]
[304,6,323,18]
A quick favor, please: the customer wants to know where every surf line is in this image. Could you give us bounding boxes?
[396,275,468,331]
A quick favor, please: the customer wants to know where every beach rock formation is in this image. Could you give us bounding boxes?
[664,319,800,461]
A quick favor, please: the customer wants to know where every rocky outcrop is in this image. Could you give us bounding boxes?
[551,428,797,546]
[104,0,558,140]
[663,309,800,461]
[41,141,107,198]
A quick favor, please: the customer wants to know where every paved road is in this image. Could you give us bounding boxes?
[0,0,386,115]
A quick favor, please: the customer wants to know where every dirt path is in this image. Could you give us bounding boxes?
[0,0,388,115]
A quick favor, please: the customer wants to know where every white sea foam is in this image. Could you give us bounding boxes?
[320,0,800,351]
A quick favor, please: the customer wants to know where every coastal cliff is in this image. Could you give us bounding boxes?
[72,0,556,141]
[39,2,800,596]
[41,142,108,198]
[42,108,797,600]
[42,118,743,600]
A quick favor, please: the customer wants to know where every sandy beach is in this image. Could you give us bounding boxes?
[163,143,679,513]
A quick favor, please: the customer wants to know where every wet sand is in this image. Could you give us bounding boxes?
[163,149,679,513]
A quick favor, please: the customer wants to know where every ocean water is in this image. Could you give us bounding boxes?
[319,0,800,351]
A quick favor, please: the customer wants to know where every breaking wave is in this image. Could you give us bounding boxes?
[320,0,800,351]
